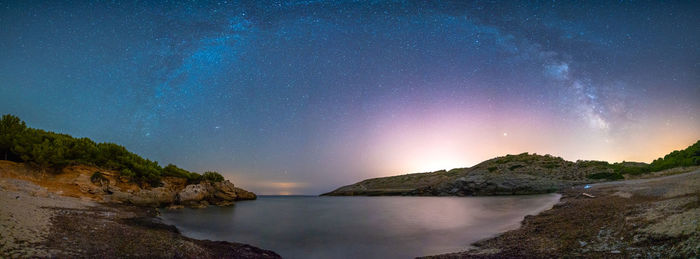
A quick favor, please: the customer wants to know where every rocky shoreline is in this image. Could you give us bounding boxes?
[0,177,280,258]
[322,153,619,197]
[0,160,280,258]
[0,161,257,208]
[3,157,698,258]
[422,169,700,258]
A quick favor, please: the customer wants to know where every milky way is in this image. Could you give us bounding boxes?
[1,1,699,194]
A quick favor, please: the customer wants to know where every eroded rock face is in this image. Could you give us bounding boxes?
[233,187,257,200]
[0,161,257,209]
[176,184,209,206]
[174,180,247,207]
[106,187,176,207]
[211,180,238,201]
[98,175,255,208]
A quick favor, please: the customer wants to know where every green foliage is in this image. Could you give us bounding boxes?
[487,166,497,172]
[0,114,222,187]
[0,114,27,161]
[163,164,202,183]
[604,140,700,176]
[202,171,225,182]
[609,162,650,176]
[121,168,136,179]
[587,172,624,180]
[649,140,700,172]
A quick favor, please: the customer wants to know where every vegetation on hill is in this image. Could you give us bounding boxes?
[324,141,700,196]
[649,140,700,171]
[0,114,224,186]
[589,140,700,179]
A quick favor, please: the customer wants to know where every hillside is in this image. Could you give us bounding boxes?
[0,114,225,187]
[0,114,256,208]
[323,140,700,196]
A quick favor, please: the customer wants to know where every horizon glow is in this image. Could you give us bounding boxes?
[1,1,698,195]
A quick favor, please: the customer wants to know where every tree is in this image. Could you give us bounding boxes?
[1,114,245,187]
[0,114,27,160]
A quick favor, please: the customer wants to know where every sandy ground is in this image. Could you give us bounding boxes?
[424,169,700,258]
[0,178,94,258]
[0,177,279,258]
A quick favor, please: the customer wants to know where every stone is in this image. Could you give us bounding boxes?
[176,184,209,205]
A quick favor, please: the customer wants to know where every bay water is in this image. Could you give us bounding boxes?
[159,194,560,258]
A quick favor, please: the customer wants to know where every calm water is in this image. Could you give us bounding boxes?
[159,194,560,258]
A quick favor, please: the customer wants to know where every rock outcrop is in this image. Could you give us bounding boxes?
[233,187,257,200]
[0,161,256,208]
[103,177,256,208]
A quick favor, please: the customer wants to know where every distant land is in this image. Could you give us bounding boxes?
[323,140,700,196]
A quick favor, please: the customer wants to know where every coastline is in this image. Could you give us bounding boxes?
[0,177,280,258]
[2,164,697,258]
[423,169,700,258]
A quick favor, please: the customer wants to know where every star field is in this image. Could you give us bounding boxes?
[1,1,699,194]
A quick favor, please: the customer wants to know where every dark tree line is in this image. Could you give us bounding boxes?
[0,114,224,186]
[584,141,700,180]
[649,140,700,172]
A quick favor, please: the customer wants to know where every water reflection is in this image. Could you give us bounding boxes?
[160,194,560,259]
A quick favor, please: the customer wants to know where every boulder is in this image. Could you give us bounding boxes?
[211,180,238,201]
[175,180,249,206]
[234,187,257,200]
[176,183,209,206]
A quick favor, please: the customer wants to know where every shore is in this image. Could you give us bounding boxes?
[423,169,700,258]
[3,166,698,258]
[0,177,280,258]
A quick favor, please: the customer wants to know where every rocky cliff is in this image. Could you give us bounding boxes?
[0,160,255,208]
[323,153,620,196]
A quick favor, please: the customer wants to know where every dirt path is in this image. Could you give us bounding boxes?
[424,169,700,258]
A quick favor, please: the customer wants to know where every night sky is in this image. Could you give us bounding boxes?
[1,1,699,194]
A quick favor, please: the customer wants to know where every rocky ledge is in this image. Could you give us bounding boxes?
[0,160,256,208]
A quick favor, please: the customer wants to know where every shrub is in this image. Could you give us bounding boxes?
[202,171,224,182]
[120,168,136,179]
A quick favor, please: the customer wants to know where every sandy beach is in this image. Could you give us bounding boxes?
[0,177,279,258]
